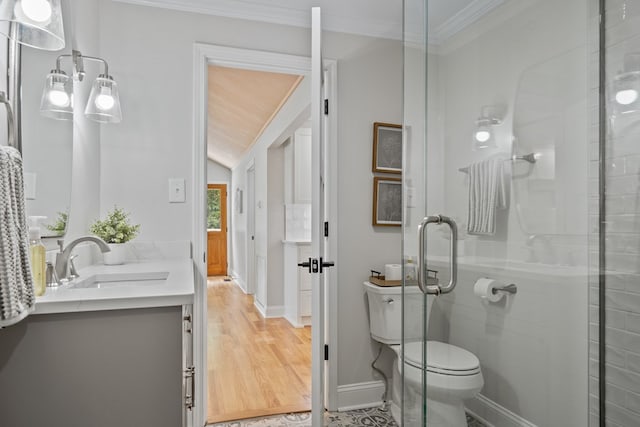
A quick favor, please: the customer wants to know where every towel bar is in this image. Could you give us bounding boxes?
[459,153,537,173]
[0,91,18,153]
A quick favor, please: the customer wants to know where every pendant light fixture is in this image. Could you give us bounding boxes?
[0,0,65,51]
[40,50,122,123]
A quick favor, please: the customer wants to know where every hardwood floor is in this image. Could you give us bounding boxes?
[207,277,312,424]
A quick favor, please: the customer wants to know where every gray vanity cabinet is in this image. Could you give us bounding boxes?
[0,305,193,427]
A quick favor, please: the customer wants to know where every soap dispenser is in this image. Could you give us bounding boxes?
[28,216,47,297]
[405,256,416,281]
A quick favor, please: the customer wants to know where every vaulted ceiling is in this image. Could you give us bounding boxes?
[207,66,303,169]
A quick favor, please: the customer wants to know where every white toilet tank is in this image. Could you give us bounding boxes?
[364,282,434,344]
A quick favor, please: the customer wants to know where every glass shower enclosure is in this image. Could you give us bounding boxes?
[402,0,640,425]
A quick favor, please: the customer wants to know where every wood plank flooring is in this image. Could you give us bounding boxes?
[207,277,311,424]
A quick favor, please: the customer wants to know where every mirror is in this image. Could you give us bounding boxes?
[512,47,588,235]
[21,47,73,238]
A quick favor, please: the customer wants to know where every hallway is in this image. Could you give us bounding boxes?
[207,277,312,424]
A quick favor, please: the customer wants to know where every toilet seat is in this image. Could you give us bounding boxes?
[403,341,481,376]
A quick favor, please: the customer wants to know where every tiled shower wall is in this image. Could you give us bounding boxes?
[589,1,640,425]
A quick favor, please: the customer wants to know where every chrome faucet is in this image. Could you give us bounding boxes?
[55,236,111,281]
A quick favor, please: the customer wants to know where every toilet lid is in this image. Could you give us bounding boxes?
[404,341,480,375]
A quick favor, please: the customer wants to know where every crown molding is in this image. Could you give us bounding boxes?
[112,0,403,40]
[430,0,504,44]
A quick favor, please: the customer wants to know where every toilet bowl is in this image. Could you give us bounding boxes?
[364,281,483,427]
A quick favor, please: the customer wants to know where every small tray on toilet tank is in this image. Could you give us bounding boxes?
[369,276,401,287]
[369,276,419,287]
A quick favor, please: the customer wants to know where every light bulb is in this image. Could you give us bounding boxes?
[474,129,491,143]
[48,82,69,107]
[18,0,52,23]
[615,88,639,105]
[95,87,115,111]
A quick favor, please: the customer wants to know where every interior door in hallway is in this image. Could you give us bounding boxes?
[207,183,227,276]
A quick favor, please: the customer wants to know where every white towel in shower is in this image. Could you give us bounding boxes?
[467,158,506,236]
[0,145,35,328]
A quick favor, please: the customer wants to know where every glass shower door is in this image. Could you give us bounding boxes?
[402,0,591,426]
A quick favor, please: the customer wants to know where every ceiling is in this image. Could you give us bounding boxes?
[207,66,303,169]
[114,0,504,168]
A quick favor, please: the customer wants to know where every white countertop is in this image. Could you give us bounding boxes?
[34,258,195,315]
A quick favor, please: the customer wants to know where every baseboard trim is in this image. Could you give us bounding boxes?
[228,269,248,293]
[265,305,285,318]
[254,300,266,318]
[466,393,537,427]
[337,381,385,412]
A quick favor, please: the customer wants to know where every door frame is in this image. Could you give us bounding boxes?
[192,43,339,426]
[246,162,256,295]
[206,182,229,277]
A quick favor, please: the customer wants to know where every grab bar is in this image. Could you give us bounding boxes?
[0,91,18,153]
[417,215,458,295]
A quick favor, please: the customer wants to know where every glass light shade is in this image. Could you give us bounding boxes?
[612,71,640,114]
[0,0,65,50]
[40,70,72,120]
[473,122,495,149]
[84,75,122,123]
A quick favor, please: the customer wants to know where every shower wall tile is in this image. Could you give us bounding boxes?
[628,313,640,334]
[625,390,640,417]
[606,343,627,368]
[605,364,640,394]
[605,401,640,427]
[606,382,628,406]
[607,290,640,313]
[628,351,640,373]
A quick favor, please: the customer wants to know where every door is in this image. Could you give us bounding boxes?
[310,7,331,426]
[207,184,227,276]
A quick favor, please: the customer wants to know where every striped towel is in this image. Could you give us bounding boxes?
[0,145,35,328]
[467,158,506,236]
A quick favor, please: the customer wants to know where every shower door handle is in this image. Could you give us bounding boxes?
[417,215,458,295]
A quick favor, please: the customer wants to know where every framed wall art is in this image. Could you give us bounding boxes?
[373,176,401,226]
[372,122,402,174]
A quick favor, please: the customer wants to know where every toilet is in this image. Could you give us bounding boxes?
[364,281,483,427]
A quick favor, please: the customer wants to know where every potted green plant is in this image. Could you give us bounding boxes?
[90,206,140,265]
[46,211,68,237]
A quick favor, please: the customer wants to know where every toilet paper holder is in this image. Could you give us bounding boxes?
[493,283,518,295]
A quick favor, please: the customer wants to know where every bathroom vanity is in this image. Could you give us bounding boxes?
[0,258,195,427]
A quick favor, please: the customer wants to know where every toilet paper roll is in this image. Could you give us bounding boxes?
[473,278,504,302]
[385,264,402,281]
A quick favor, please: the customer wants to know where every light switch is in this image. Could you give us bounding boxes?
[169,178,186,203]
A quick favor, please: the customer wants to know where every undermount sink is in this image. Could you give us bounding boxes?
[67,271,170,289]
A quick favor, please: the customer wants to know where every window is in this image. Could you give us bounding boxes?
[207,188,221,231]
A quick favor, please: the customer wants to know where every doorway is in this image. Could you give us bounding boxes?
[207,183,227,277]
[192,43,338,427]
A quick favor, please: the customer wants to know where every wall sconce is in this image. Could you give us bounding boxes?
[0,0,65,51]
[473,105,505,149]
[612,53,640,114]
[41,49,122,123]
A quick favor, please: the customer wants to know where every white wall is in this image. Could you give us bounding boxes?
[56,0,101,246]
[206,159,230,184]
[97,0,403,393]
[266,144,285,311]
